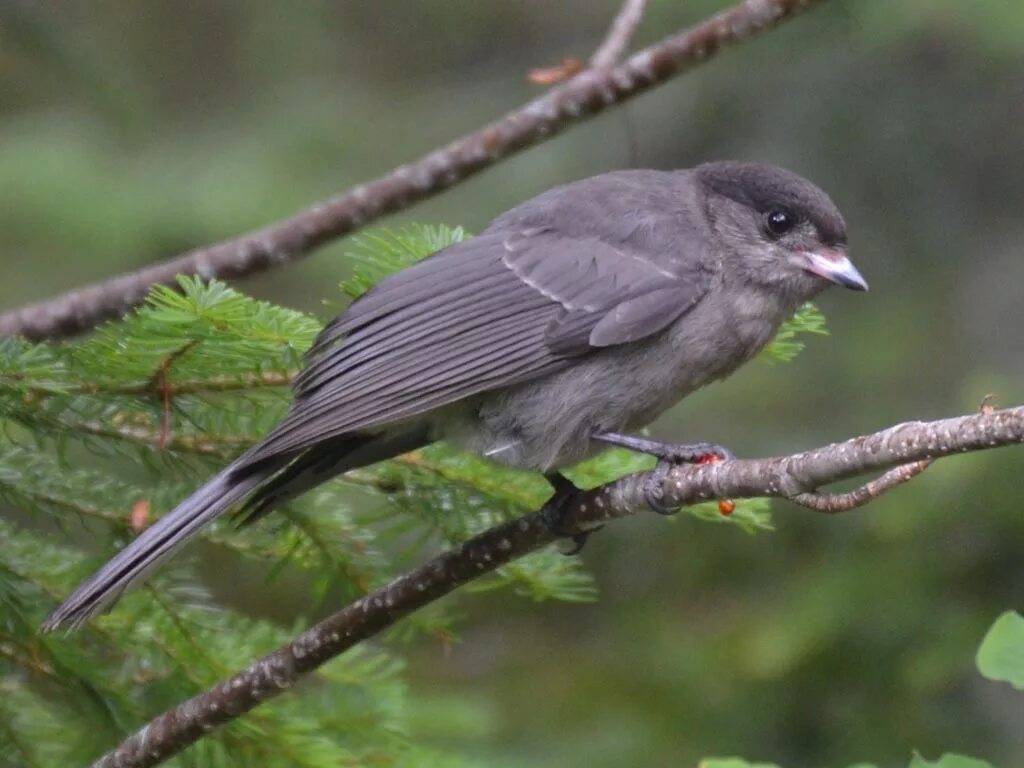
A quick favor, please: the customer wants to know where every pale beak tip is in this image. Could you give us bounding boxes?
[797,249,868,293]
[839,272,869,292]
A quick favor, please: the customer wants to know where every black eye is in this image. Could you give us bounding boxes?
[765,209,796,237]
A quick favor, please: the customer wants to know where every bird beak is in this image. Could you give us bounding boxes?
[792,248,868,291]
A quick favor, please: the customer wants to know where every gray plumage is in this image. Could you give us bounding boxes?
[44,162,866,630]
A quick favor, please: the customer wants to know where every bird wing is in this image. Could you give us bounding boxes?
[241,226,711,466]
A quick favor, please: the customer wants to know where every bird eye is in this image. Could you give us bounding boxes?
[765,209,795,237]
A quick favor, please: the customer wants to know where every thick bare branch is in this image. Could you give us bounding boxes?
[1,0,827,342]
[91,405,1024,768]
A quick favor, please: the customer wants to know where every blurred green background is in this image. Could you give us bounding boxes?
[2,1,1024,765]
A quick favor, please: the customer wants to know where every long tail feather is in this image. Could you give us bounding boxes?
[236,429,426,527]
[42,459,279,632]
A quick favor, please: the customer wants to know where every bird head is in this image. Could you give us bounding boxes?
[696,161,868,298]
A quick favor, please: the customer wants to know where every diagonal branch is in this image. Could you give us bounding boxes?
[0,0,828,342]
[91,405,1024,768]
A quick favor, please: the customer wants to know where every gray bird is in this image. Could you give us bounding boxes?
[44,161,867,630]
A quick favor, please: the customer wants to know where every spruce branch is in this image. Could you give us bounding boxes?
[91,405,1024,768]
[0,0,828,341]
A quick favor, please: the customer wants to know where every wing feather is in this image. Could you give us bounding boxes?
[297,268,546,396]
[302,234,508,365]
[256,308,556,457]
[588,284,705,347]
[242,220,712,468]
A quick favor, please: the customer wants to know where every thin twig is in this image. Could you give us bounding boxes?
[790,460,933,512]
[70,420,251,457]
[528,0,648,86]
[10,370,296,400]
[150,341,200,448]
[90,405,1024,768]
[0,0,828,342]
[590,0,649,69]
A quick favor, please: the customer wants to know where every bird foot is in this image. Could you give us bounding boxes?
[592,433,735,515]
[540,472,603,555]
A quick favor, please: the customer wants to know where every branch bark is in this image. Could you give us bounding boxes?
[92,405,1024,768]
[1,0,827,342]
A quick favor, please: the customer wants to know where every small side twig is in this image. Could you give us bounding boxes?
[90,405,1024,768]
[529,0,647,85]
[12,370,297,400]
[792,395,1002,513]
[70,420,250,458]
[590,0,649,69]
[789,459,934,513]
[150,341,199,448]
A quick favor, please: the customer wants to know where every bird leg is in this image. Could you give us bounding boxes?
[540,472,603,555]
[591,432,735,515]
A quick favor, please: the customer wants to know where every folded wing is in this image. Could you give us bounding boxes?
[240,226,711,467]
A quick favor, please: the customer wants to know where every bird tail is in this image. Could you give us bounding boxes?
[42,458,281,632]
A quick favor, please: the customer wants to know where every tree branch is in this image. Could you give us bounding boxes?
[91,405,1024,768]
[1,0,827,342]
[790,459,933,512]
[589,0,649,69]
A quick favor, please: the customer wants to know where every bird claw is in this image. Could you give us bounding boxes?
[540,473,602,555]
[643,459,678,515]
[560,527,604,556]
[658,442,736,464]
[591,433,735,516]
[592,432,734,465]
